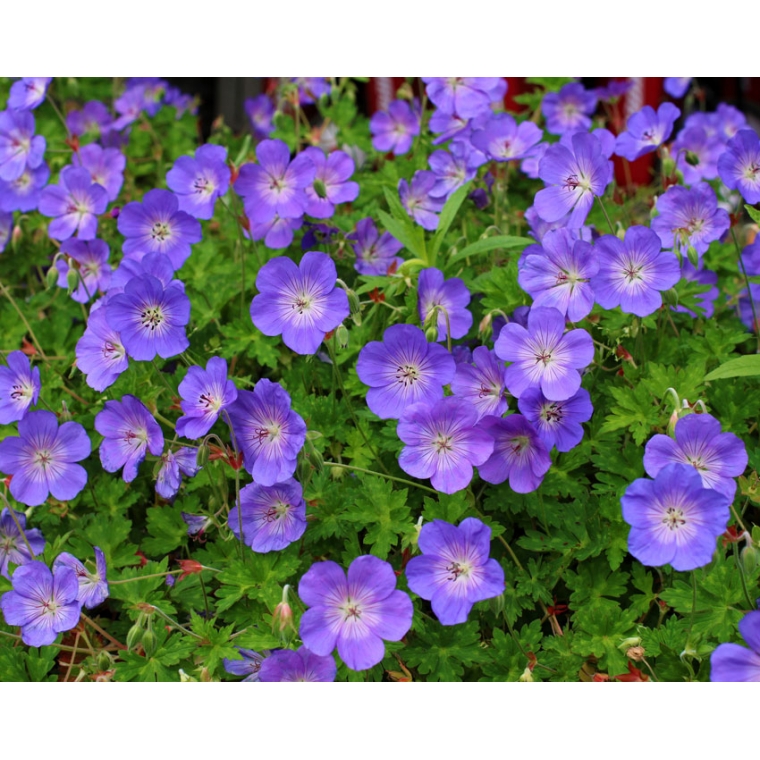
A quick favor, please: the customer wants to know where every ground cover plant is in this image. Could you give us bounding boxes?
[0,75,759,682]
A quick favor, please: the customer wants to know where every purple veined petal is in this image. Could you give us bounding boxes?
[335,620,386,671]
[299,605,342,656]
[298,560,348,607]
[369,589,414,642]
[710,641,760,682]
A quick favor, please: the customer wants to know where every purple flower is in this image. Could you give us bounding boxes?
[227,378,306,486]
[0,110,46,181]
[349,218,403,276]
[0,410,90,507]
[673,259,719,319]
[397,397,495,494]
[711,611,760,682]
[106,270,190,361]
[301,147,359,219]
[182,512,212,537]
[299,555,413,671]
[94,394,164,483]
[672,126,722,185]
[228,478,306,553]
[0,210,11,252]
[518,228,598,322]
[66,101,113,137]
[250,251,349,355]
[495,306,593,401]
[53,547,108,609]
[535,132,613,228]
[7,78,51,111]
[714,103,747,142]
[300,220,338,250]
[450,346,508,421]
[422,78,504,119]
[0,350,40,424]
[166,144,231,220]
[0,561,81,646]
[428,141,485,199]
[418,267,473,342]
[156,448,199,500]
[717,129,760,204]
[244,95,275,142]
[369,100,420,155]
[520,142,549,180]
[621,463,730,571]
[651,182,729,258]
[614,103,681,162]
[406,517,504,625]
[38,166,107,241]
[399,171,445,231]
[111,84,147,131]
[429,109,472,145]
[594,80,633,102]
[234,139,315,226]
[224,648,268,681]
[518,387,592,453]
[164,86,196,118]
[259,646,336,682]
[0,508,45,579]
[643,413,747,502]
[541,83,597,136]
[118,188,202,270]
[291,78,330,105]
[664,78,692,98]
[72,144,125,202]
[176,357,238,440]
[247,212,303,250]
[592,226,681,317]
[357,324,455,420]
[478,414,552,492]
[470,113,543,162]
[75,306,128,392]
[56,238,111,303]
[0,162,49,213]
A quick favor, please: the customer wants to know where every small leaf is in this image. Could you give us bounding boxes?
[447,235,532,268]
[430,181,471,262]
[704,354,760,381]
[745,204,760,224]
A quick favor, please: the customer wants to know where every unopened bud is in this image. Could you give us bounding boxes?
[126,622,144,650]
[687,244,700,268]
[11,224,22,250]
[98,651,113,672]
[59,400,72,422]
[661,288,679,307]
[685,151,700,167]
[478,312,493,338]
[196,442,210,468]
[336,323,349,350]
[741,543,759,573]
[518,667,534,682]
[110,206,120,220]
[179,669,197,682]
[330,465,345,480]
[46,266,59,289]
[66,267,80,292]
[141,629,158,658]
[313,179,328,199]
[307,445,324,472]
[272,585,296,634]
[424,325,439,342]
[346,289,361,316]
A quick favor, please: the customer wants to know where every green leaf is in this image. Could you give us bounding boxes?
[447,234,532,267]
[25,646,58,682]
[704,354,760,381]
[745,204,760,224]
[342,476,412,559]
[142,504,189,557]
[404,620,487,682]
[430,181,471,262]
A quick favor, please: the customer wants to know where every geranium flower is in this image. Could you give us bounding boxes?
[75,306,128,392]
[370,100,421,155]
[614,103,681,162]
[176,357,238,440]
[224,648,269,682]
[450,346,508,421]
[0,561,81,646]
[53,547,109,609]
[7,78,52,111]
[397,397,495,494]
[405,518,504,625]
[166,144,231,220]
[56,238,111,303]
[227,378,306,486]
[717,129,760,204]
[643,413,747,502]
[301,147,359,219]
[541,83,597,135]
[38,166,108,241]
[72,143,126,202]
[517,387,592,453]
[228,478,306,552]
[94,394,164,483]
[399,171,445,231]
[0,350,40,424]
[710,611,760,682]
[417,267,473,342]
[259,646,336,682]
[0,110,45,181]
[298,555,413,670]
[348,217,403,276]
[621,463,730,571]
[250,251,349,355]
[0,508,45,579]
[0,410,90,507]
[155,448,200,500]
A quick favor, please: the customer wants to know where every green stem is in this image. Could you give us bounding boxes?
[149,605,202,639]
[81,613,127,650]
[731,227,760,352]
[0,279,48,362]
[323,461,437,495]
[596,195,616,235]
[733,542,755,610]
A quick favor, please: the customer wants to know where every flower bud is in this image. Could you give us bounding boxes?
[424,325,439,343]
[685,151,700,167]
[346,288,361,316]
[307,444,324,473]
[687,244,700,268]
[66,267,80,293]
[272,585,296,635]
[741,543,759,574]
[59,400,72,422]
[478,312,493,340]
[336,323,349,350]
[518,667,534,682]
[330,465,345,480]
[98,651,113,672]
[11,224,22,250]
[661,288,679,307]
[45,266,59,290]
[179,669,197,682]
[626,646,646,662]
[313,178,328,199]
[110,206,120,220]
[141,629,158,658]
[196,442,210,468]
[126,622,144,650]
